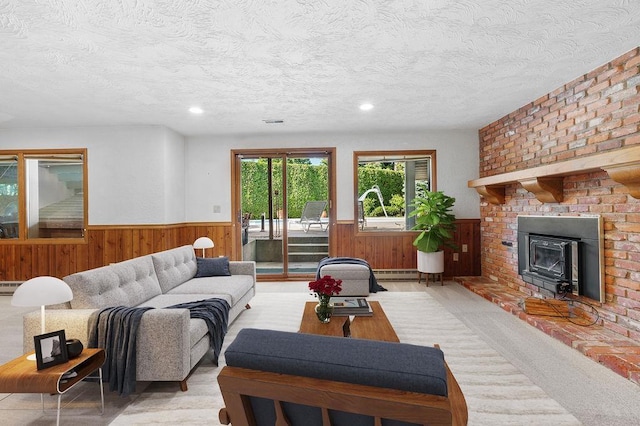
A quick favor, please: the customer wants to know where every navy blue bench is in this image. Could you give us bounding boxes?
[218,328,467,426]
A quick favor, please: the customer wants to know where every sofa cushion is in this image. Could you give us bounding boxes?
[138,293,232,309]
[319,263,370,280]
[195,256,231,277]
[137,294,231,351]
[151,245,198,293]
[64,256,162,309]
[225,328,448,397]
[166,275,253,305]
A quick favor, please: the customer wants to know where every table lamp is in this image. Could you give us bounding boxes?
[11,276,73,360]
[193,236,214,257]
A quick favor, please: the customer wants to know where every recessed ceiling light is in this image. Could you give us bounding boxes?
[359,103,374,111]
[189,106,203,114]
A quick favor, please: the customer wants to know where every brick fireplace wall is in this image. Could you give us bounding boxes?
[478,47,640,340]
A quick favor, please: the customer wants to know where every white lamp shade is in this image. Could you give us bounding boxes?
[193,237,214,250]
[11,276,73,307]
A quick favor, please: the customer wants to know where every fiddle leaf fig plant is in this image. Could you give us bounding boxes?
[409,190,457,253]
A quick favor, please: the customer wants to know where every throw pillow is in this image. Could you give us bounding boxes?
[195,256,231,277]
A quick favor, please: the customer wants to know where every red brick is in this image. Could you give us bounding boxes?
[603,321,631,337]
[614,203,640,213]
[623,112,640,126]
[610,87,639,103]
[583,96,607,110]
[574,144,597,156]
[574,78,596,93]
[587,80,611,95]
[616,222,640,233]
[630,329,640,342]
[587,63,611,80]
[589,204,613,213]
[587,132,612,144]
[622,93,640,109]
[624,52,640,70]
[607,248,629,259]
[613,48,640,67]
[628,308,640,321]
[610,68,639,85]
[611,124,639,138]
[556,119,575,130]
[597,101,624,117]
[614,278,640,291]
[582,346,611,361]
[596,67,622,83]
[477,49,640,359]
[598,354,637,379]
[597,118,623,132]
[617,296,640,310]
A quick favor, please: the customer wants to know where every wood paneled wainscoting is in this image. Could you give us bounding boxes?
[0,223,234,282]
[331,219,481,278]
[0,219,480,282]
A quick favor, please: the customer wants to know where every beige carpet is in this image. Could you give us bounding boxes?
[0,291,581,425]
[116,291,579,425]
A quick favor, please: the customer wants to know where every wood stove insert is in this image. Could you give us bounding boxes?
[517,215,604,303]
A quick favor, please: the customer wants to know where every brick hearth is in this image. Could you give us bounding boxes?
[457,276,640,386]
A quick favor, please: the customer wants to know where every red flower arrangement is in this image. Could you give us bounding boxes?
[309,275,343,297]
[309,275,342,323]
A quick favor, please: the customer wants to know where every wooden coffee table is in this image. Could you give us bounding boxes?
[299,301,399,342]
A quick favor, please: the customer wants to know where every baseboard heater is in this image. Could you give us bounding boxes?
[0,282,21,295]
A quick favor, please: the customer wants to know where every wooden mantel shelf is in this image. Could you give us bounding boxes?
[468,145,640,204]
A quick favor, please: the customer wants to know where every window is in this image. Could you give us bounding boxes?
[354,150,435,233]
[0,150,87,240]
[0,155,18,238]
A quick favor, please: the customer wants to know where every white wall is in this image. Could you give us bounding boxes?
[162,128,186,223]
[0,126,186,225]
[186,130,480,222]
[0,126,480,225]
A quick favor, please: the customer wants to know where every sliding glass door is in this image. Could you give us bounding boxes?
[232,149,334,280]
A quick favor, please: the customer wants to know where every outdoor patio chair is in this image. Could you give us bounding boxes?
[299,201,328,232]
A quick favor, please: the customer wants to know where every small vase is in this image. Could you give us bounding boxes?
[315,295,334,323]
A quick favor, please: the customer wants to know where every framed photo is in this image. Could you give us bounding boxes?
[34,330,68,370]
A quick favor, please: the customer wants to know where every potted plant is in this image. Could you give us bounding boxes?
[409,188,457,274]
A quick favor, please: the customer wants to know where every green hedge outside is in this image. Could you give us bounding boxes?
[241,160,405,219]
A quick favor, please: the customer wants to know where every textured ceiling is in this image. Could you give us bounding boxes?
[0,0,639,136]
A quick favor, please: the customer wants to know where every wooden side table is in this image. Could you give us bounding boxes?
[0,348,105,425]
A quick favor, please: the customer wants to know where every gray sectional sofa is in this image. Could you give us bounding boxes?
[23,245,256,391]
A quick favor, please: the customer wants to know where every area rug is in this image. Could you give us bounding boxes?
[107,291,580,425]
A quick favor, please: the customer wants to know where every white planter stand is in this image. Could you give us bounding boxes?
[417,250,444,286]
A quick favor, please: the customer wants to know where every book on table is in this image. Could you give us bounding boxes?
[330,297,373,316]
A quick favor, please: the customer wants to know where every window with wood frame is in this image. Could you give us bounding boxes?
[354,150,435,233]
[0,149,87,241]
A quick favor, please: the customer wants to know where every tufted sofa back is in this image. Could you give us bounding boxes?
[151,245,198,293]
[64,255,162,309]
